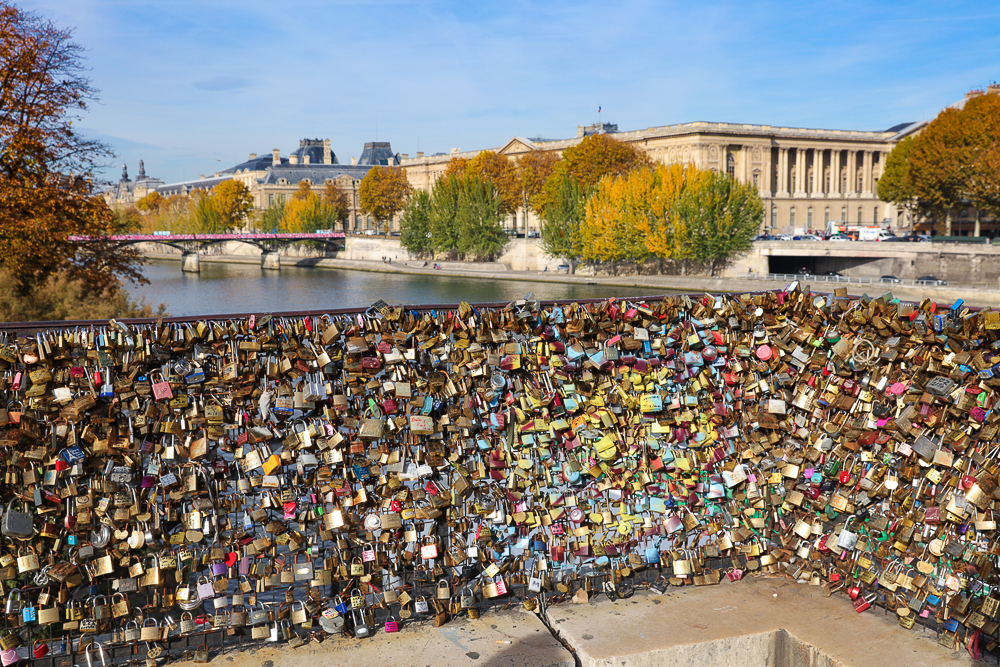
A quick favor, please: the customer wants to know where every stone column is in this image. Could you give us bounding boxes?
[862,151,873,197]
[846,152,857,195]
[794,148,806,196]
[778,149,788,196]
[830,150,841,197]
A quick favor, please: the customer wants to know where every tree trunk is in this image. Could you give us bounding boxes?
[946,210,952,236]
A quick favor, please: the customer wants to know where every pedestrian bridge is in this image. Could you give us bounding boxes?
[69,232,346,272]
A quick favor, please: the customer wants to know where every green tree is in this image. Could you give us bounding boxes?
[677,171,763,276]
[428,175,463,255]
[454,175,508,259]
[399,189,433,255]
[191,193,222,233]
[260,198,285,233]
[358,165,412,232]
[539,173,586,272]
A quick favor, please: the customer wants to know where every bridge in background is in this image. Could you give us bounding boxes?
[69,232,346,272]
[743,239,1000,286]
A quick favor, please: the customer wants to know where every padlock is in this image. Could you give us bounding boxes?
[352,608,369,638]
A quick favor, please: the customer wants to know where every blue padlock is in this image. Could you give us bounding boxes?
[22,604,36,623]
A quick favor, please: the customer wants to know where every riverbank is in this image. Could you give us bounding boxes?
[144,252,1000,308]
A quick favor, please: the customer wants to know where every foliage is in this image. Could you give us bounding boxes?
[675,170,763,276]
[465,151,520,215]
[0,2,145,298]
[322,181,351,225]
[877,136,916,210]
[293,180,312,201]
[517,151,558,215]
[135,191,163,213]
[444,158,469,179]
[423,174,509,260]
[210,180,253,230]
[539,173,586,270]
[454,175,508,258]
[886,92,1000,231]
[0,269,166,321]
[558,133,651,193]
[358,165,412,229]
[190,192,222,233]
[398,189,433,255]
[280,193,343,233]
[259,199,285,234]
[578,164,760,275]
[428,175,464,255]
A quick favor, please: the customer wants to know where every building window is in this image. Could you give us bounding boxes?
[771,205,777,228]
[824,207,830,225]
[857,207,863,224]
[752,171,759,187]
[807,207,813,228]
[726,154,736,179]
[841,207,847,222]
[874,206,879,224]
[790,207,795,226]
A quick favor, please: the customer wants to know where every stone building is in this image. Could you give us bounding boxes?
[103,160,164,207]
[116,139,400,233]
[401,120,922,236]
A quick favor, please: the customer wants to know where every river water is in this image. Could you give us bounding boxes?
[127,260,679,317]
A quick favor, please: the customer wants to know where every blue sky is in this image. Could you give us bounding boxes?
[22,0,1000,185]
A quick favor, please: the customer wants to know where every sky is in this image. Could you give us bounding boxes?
[20,0,1000,185]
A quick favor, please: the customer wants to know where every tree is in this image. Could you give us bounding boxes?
[280,193,342,233]
[539,173,586,272]
[260,199,285,233]
[877,136,916,224]
[358,165,412,232]
[517,150,558,215]
[556,133,651,193]
[135,191,163,214]
[0,2,144,298]
[677,171,763,276]
[427,175,464,255]
[293,180,312,200]
[466,151,520,215]
[191,192,222,233]
[454,175,508,259]
[399,189,433,255]
[211,179,253,230]
[323,181,351,227]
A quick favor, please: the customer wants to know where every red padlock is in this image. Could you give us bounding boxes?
[33,640,49,659]
[848,583,861,600]
[853,594,873,613]
[839,469,851,484]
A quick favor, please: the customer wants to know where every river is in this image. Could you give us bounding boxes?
[127,260,677,317]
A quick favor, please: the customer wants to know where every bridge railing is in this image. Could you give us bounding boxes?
[744,272,967,289]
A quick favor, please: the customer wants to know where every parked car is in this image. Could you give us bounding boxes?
[823,271,843,277]
[774,234,792,241]
[792,235,822,241]
[556,264,571,273]
[527,231,541,238]
[827,235,852,242]
[753,234,775,241]
[880,275,902,284]
[917,275,948,286]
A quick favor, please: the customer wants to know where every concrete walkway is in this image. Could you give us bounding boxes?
[146,252,1000,308]
[547,578,976,667]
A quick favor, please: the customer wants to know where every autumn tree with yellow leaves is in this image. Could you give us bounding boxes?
[582,164,762,275]
[358,165,412,232]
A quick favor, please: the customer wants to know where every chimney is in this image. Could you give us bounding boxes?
[577,125,585,138]
[416,151,424,159]
[966,89,985,100]
[450,148,460,154]
[289,154,298,165]
[272,149,280,166]
[249,153,257,160]
[303,155,310,165]
[401,153,409,160]
[989,84,1000,96]
[323,139,332,165]
[351,156,358,166]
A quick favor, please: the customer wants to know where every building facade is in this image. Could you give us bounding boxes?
[400,120,923,236]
